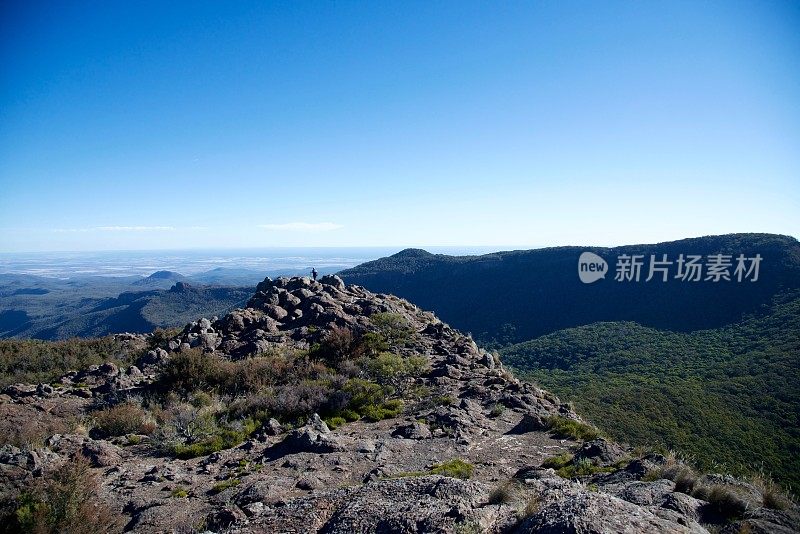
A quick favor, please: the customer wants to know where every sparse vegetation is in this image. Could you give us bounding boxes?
[488,480,520,505]
[0,336,141,387]
[692,484,750,519]
[210,478,241,494]
[489,403,505,418]
[2,455,120,533]
[541,453,613,478]
[370,312,414,347]
[91,402,150,437]
[430,459,474,480]
[545,416,600,442]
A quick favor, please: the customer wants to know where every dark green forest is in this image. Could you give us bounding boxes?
[500,290,800,491]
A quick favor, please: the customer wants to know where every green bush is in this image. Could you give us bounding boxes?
[357,332,389,357]
[342,378,389,413]
[541,453,613,478]
[430,459,475,480]
[325,416,347,429]
[546,416,600,441]
[489,404,505,418]
[361,399,404,422]
[172,428,244,459]
[541,453,573,470]
[210,478,241,494]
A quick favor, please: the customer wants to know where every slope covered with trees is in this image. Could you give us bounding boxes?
[500,289,800,490]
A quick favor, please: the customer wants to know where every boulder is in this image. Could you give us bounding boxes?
[82,440,123,467]
[519,491,704,533]
[574,438,629,467]
[391,422,432,440]
[276,414,344,454]
[319,274,346,289]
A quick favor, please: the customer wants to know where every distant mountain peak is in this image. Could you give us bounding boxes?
[391,248,433,258]
[147,270,183,280]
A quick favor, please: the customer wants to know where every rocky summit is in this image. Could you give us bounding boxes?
[1,276,797,533]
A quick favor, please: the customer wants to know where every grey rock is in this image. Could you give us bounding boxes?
[615,479,674,506]
[36,383,55,397]
[574,438,629,467]
[82,440,123,467]
[319,274,346,289]
[4,383,37,397]
[519,491,701,533]
[391,421,432,440]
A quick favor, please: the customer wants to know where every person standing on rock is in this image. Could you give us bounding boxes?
[311,268,318,281]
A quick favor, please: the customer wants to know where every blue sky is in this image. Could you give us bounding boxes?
[1,1,798,252]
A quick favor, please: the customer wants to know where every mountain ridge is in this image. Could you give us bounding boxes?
[340,233,800,343]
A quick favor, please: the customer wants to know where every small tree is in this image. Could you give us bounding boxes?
[365,353,429,395]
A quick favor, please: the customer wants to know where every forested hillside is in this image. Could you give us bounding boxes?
[500,289,800,490]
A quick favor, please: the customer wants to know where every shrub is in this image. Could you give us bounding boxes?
[325,416,347,429]
[148,327,180,349]
[521,495,542,519]
[364,353,429,393]
[760,483,791,510]
[673,468,698,494]
[430,459,474,480]
[545,416,600,441]
[435,395,455,406]
[695,485,750,518]
[170,487,188,498]
[189,391,214,408]
[158,349,229,396]
[541,453,613,478]
[92,402,148,437]
[312,326,357,365]
[271,380,337,422]
[749,474,791,510]
[0,415,73,450]
[172,428,247,459]
[542,453,573,470]
[489,404,505,418]
[370,313,414,347]
[9,455,120,533]
[342,379,388,413]
[0,337,140,388]
[361,399,404,422]
[210,478,241,494]
[454,521,482,534]
[488,480,519,505]
[357,332,389,357]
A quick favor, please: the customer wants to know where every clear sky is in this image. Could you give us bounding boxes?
[1,1,798,252]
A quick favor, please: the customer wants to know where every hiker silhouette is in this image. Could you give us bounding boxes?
[311,268,318,281]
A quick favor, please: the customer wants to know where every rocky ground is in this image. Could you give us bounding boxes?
[1,275,797,533]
